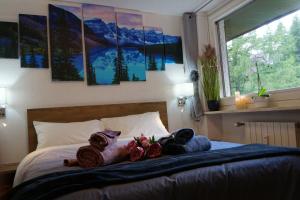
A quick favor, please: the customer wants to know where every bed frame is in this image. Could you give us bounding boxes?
[27,101,168,152]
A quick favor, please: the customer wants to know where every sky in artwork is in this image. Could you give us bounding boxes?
[83,4,115,23]
[116,12,143,29]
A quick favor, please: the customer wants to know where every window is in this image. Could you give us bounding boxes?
[218,0,300,96]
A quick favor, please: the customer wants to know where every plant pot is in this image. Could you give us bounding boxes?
[207,100,220,111]
[250,96,270,108]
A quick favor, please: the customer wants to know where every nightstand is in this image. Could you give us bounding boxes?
[0,163,18,200]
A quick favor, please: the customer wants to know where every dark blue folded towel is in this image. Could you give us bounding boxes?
[184,135,211,152]
[160,135,211,155]
[158,128,195,147]
[173,128,195,144]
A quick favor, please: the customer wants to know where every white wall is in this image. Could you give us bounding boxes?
[0,0,198,164]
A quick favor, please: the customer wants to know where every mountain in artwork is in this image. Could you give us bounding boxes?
[84,18,117,46]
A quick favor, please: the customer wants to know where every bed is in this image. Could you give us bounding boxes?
[11,102,300,200]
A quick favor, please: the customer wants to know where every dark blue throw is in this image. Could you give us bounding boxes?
[10,144,300,200]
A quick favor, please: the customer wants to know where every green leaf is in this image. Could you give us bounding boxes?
[258,87,267,96]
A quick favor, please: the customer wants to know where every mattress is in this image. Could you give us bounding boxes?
[12,140,300,200]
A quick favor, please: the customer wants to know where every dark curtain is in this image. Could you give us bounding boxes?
[183,13,203,121]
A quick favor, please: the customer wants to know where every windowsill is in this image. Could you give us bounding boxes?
[206,86,300,115]
[220,86,300,107]
[222,86,300,100]
[205,105,300,115]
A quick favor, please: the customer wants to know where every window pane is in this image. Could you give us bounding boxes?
[227,9,300,96]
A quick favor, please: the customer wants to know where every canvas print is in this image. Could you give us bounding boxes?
[164,35,183,64]
[0,22,18,58]
[19,14,48,68]
[49,4,84,81]
[116,12,146,81]
[83,4,118,85]
[144,27,165,71]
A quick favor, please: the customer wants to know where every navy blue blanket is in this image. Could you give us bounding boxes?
[10,144,300,200]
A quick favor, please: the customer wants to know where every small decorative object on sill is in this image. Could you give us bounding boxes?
[199,44,220,111]
[235,91,251,109]
[251,96,270,109]
[249,53,270,108]
[251,87,270,108]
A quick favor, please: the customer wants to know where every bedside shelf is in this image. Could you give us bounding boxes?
[204,106,300,115]
[0,163,18,200]
[0,163,18,174]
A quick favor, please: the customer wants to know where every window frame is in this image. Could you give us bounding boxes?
[213,0,300,98]
[216,20,231,97]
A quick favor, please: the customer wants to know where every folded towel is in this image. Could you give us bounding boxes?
[77,145,104,168]
[158,128,195,147]
[76,143,128,168]
[184,135,211,152]
[173,128,195,144]
[89,130,121,151]
[63,159,79,167]
[162,135,211,155]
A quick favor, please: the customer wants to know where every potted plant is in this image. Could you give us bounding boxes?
[199,45,220,111]
[250,53,270,108]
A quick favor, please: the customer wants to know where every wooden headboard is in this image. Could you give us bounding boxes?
[27,101,168,152]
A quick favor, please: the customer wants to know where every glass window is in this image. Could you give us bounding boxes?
[217,0,300,97]
[226,9,300,96]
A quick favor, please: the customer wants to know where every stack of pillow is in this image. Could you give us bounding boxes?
[33,112,170,150]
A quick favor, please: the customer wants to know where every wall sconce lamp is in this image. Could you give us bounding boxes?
[0,87,7,117]
[175,83,194,112]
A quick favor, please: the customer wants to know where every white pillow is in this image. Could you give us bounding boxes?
[101,112,169,139]
[33,120,104,149]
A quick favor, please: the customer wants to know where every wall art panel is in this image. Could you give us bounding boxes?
[49,4,84,81]
[83,4,119,85]
[116,12,146,81]
[144,26,165,71]
[164,35,183,64]
[19,14,48,68]
[0,22,18,58]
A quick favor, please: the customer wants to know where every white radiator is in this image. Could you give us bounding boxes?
[245,122,300,147]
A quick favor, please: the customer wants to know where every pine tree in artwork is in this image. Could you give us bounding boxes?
[161,61,165,71]
[116,47,129,81]
[132,73,140,81]
[21,47,28,67]
[30,47,37,68]
[161,53,165,71]
[41,48,48,68]
[112,56,120,84]
[86,50,96,85]
[121,64,129,81]
[148,53,158,71]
